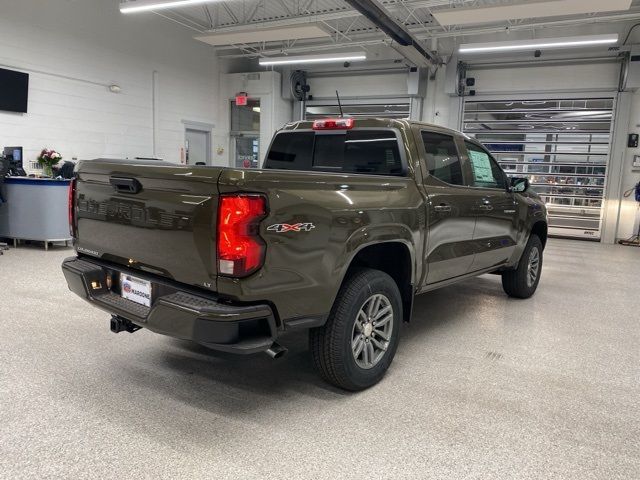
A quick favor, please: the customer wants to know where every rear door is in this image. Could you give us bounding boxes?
[461,140,519,271]
[417,130,478,285]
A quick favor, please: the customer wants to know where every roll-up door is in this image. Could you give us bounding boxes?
[462,97,614,240]
[305,99,411,119]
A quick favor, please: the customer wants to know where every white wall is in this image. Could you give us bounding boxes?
[422,67,459,129]
[0,0,219,170]
[618,90,640,239]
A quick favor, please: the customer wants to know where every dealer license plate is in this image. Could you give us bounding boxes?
[121,274,152,307]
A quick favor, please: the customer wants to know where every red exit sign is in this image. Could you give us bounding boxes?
[235,93,248,106]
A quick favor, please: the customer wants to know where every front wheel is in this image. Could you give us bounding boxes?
[501,234,543,299]
[309,268,402,391]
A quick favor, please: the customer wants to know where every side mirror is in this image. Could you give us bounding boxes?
[510,177,530,193]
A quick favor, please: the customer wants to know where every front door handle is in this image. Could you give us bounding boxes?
[434,204,452,213]
[477,199,493,211]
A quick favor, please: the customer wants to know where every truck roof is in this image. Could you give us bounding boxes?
[280,117,466,138]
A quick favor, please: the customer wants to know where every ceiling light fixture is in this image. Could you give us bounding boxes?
[120,0,217,14]
[259,52,367,66]
[459,34,619,54]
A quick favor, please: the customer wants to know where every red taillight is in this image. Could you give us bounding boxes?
[68,177,77,238]
[312,118,354,130]
[217,195,267,277]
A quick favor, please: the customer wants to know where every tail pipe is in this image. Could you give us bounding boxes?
[265,342,287,359]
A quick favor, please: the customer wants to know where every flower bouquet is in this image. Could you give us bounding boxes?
[37,148,62,177]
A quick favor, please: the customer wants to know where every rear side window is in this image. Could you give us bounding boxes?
[420,131,464,185]
[465,141,507,189]
[265,130,404,176]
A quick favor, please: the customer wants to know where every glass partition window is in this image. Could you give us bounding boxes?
[234,136,259,169]
[231,99,260,168]
[231,99,260,132]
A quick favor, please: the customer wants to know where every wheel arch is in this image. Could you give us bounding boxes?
[339,241,415,323]
[530,221,548,249]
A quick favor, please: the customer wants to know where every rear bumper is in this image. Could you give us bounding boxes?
[61,256,277,354]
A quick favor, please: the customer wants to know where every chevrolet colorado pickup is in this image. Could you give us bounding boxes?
[62,118,547,390]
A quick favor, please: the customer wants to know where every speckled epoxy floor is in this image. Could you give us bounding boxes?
[0,239,638,479]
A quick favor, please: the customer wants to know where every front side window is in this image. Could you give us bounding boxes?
[420,131,464,185]
[465,141,506,189]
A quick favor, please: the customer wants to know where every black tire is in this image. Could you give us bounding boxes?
[502,234,543,299]
[309,268,402,391]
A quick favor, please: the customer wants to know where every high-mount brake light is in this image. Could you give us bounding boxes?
[217,195,267,277]
[68,178,77,238]
[312,118,354,130]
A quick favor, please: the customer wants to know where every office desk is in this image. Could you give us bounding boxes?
[0,177,72,250]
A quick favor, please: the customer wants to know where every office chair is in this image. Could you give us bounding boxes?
[58,161,75,179]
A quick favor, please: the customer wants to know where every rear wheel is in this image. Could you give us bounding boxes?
[501,234,543,299]
[309,268,402,391]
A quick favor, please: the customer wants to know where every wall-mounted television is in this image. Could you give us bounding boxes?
[0,67,29,113]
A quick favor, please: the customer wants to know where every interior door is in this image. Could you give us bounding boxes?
[462,140,519,271]
[185,129,209,165]
[418,130,478,285]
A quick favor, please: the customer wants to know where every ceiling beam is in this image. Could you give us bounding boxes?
[344,0,441,66]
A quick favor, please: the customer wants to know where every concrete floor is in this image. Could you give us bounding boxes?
[0,239,638,479]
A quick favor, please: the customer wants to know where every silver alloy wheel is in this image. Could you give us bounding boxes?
[527,247,540,287]
[351,293,393,370]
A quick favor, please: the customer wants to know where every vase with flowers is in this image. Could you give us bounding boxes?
[37,149,62,177]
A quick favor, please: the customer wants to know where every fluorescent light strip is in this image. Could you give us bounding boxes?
[459,34,618,54]
[259,53,366,66]
[120,0,215,14]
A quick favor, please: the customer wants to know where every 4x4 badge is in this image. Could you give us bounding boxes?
[267,223,315,233]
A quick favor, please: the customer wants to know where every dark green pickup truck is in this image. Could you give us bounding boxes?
[62,118,547,390]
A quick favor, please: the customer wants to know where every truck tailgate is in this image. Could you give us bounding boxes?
[74,160,222,290]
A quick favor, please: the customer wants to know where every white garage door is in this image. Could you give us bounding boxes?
[462,97,614,240]
[305,100,411,120]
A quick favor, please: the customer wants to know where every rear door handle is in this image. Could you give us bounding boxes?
[478,204,493,211]
[110,177,142,194]
[434,204,452,213]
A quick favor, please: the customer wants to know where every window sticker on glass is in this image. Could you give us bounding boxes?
[468,150,494,184]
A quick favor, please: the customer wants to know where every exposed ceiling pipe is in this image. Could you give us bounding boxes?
[343,0,442,67]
